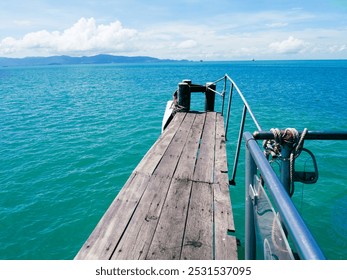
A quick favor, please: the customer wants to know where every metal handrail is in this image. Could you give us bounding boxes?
[244,132,325,260]
[212,74,262,134]
[174,75,345,259]
[212,75,347,187]
[212,74,262,184]
[224,74,262,131]
[209,76,345,259]
[215,76,345,259]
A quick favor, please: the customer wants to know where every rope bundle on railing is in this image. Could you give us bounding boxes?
[263,128,308,196]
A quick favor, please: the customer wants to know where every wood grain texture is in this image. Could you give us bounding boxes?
[75,112,238,260]
[181,181,213,260]
[193,112,216,183]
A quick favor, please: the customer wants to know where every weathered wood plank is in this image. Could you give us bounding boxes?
[181,181,213,260]
[74,172,150,259]
[111,113,196,259]
[111,174,172,259]
[145,113,207,259]
[75,111,238,260]
[173,113,205,181]
[214,113,235,233]
[152,112,195,177]
[146,178,193,260]
[193,112,216,183]
[213,113,237,259]
[213,184,238,260]
[219,235,238,260]
[214,113,228,185]
[134,112,187,176]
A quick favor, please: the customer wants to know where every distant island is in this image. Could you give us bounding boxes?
[0,54,188,67]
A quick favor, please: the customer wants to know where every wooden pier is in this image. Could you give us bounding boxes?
[75,111,237,260]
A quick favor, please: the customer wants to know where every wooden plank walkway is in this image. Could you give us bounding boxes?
[75,111,237,260]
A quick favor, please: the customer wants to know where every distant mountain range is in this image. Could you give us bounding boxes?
[0,54,187,67]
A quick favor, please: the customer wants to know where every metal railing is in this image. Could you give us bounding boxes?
[244,132,326,259]
[176,74,347,259]
[212,75,347,259]
[211,74,262,185]
[213,74,262,133]
[210,75,325,259]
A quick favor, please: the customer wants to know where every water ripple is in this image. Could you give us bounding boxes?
[1,62,346,259]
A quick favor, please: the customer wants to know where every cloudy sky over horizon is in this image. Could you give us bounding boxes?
[0,0,346,60]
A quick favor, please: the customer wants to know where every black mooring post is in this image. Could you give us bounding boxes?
[205,82,216,112]
[178,82,191,111]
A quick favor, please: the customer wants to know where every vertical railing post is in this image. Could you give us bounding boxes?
[221,76,227,116]
[230,105,247,185]
[225,83,234,140]
[205,82,216,111]
[280,144,292,195]
[245,139,257,260]
[178,82,191,112]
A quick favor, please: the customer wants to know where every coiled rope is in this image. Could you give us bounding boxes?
[263,128,308,196]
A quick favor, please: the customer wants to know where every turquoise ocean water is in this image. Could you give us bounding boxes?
[1,60,346,260]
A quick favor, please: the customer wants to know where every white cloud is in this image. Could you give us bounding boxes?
[0,15,346,60]
[0,17,137,56]
[177,39,198,49]
[329,44,347,52]
[269,36,308,54]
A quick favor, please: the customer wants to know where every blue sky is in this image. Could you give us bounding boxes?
[0,0,346,60]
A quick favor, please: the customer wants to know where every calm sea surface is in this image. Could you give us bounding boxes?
[1,60,346,260]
